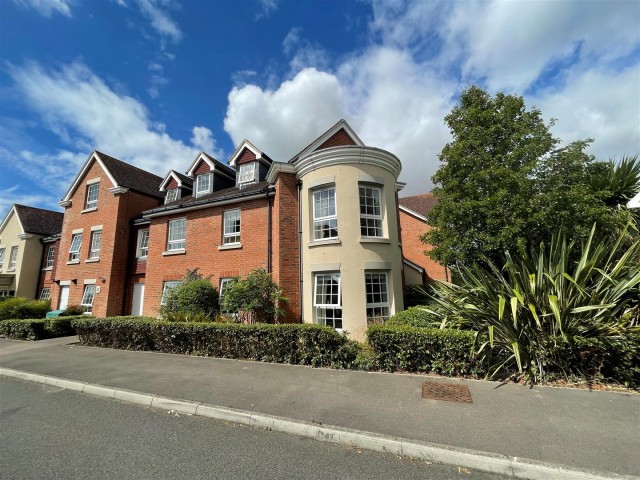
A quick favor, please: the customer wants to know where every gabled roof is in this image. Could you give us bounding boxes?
[227,139,274,167]
[159,170,194,191]
[60,151,165,203]
[0,204,63,236]
[398,193,437,220]
[289,119,364,164]
[186,152,236,179]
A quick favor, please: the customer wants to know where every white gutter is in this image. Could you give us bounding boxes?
[143,192,274,219]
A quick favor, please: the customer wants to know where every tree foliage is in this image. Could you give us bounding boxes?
[161,268,219,321]
[221,268,287,324]
[424,86,639,269]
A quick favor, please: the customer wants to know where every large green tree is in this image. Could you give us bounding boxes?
[424,86,638,269]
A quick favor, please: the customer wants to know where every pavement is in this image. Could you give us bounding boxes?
[1,336,639,479]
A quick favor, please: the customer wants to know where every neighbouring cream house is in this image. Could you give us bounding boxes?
[0,204,63,298]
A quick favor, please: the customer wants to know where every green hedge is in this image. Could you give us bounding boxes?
[0,316,81,340]
[72,317,347,367]
[367,325,484,376]
[0,298,51,320]
[386,306,436,328]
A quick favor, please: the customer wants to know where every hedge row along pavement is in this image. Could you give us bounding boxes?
[0,316,83,341]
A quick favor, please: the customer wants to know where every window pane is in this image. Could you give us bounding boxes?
[69,234,82,261]
[81,285,96,313]
[89,231,101,259]
[137,230,149,257]
[86,184,99,209]
[161,281,180,305]
[40,288,51,300]
[0,248,5,268]
[359,186,383,237]
[9,246,18,269]
[196,174,211,196]
[312,188,338,240]
[165,188,179,204]
[365,272,390,322]
[238,163,256,185]
[168,219,186,250]
[223,210,241,244]
[46,246,55,268]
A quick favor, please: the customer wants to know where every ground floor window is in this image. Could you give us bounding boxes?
[80,285,96,314]
[40,288,51,301]
[314,273,342,329]
[0,290,14,297]
[161,280,180,305]
[218,278,234,311]
[365,272,390,322]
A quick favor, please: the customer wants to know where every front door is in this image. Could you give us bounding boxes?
[131,283,145,316]
[59,286,70,310]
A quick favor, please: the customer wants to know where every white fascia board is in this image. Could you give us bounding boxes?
[143,192,273,219]
[228,140,264,167]
[403,258,425,274]
[399,205,427,222]
[0,206,20,235]
[61,151,118,203]
[290,119,364,163]
[159,170,183,191]
[266,162,297,184]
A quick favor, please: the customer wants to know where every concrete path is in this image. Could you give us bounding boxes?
[1,336,638,477]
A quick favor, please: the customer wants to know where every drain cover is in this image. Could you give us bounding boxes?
[422,382,472,403]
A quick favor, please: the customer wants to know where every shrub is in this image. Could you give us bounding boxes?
[0,298,50,320]
[60,305,85,316]
[427,224,640,382]
[367,325,484,377]
[0,317,80,340]
[160,269,219,320]
[221,269,287,323]
[386,306,438,328]
[332,340,379,371]
[72,317,347,367]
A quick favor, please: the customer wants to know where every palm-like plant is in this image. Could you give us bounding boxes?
[425,224,640,382]
[589,154,640,207]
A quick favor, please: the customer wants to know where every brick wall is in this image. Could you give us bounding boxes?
[236,148,257,166]
[316,129,356,150]
[37,239,60,299]
[399,210,448,282]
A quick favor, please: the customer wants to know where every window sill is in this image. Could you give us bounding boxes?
[80,207,98,214]
[85,258,100,263]
[136,255,148,261]
[308,238,341,247]
[163,249,186,256]
[6,268,15,272]
[42,267,53,271]
[360,237,390,244]
[66,260,80,265]
[218,243,242,251]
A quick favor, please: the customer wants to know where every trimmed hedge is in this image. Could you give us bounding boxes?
[72,317,347,367]
[367,325,484,376]
[0,316,81,340]
[386,306,436,328]
[0,298,51,320]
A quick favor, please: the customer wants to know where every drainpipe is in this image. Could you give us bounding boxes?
[266,189,272,273]
[296,179,303,322]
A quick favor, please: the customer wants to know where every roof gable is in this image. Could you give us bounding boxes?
[228,140,273,167]
[289,119,364,163]
[0,206,22,234]
[186,152,236,179]
[159,170,194,191]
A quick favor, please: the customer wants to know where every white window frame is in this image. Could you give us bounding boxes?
[0,247,6,270]
[69,234,82,261]
[195,173,212,197]
[359,185,383,238]
[219,277,234,311]
[165,188,180,204]
[365,272,390,322]
[40,288,51,301]
[238,162,256,188]
[161,281,180,305]
[89,230,102,259]
[312,186,338,241]
[223,209,241,245]
[167,218,186,251]
[313,272,342,329]
[85,183,99,210]
[8,246,18,270]
[80,284,96,314]
[45,246,55,268]
[136,229,149,258]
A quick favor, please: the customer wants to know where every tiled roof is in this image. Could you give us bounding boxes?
[172,170,193,188]
[398,193,437,218]
[201,152,237,178]
[95,151,166,199]
[14,204,64,236]
[144,181,271,216]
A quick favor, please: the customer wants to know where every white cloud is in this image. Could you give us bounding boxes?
[11,0,72,17]
[0,185,61,219]
[256,0,279,19]
[116,0,182,42]
[5,61,223,198]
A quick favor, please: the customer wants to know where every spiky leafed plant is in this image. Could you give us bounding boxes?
[425,224,640,382]
[589,154,640,207]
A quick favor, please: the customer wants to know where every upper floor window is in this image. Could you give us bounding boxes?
[223,210,241,245]
[86,183,99,210]
[40,288,51,301]
[45,246,55,268]
[312,187,338,240]
[0,248,5,270]
[69,234,82,261]
[80,285,96,314]
[365,272,390,322]
[136,229,149,258]
[161,280,180,305]
[165,188,180,204]
[314,272,342,329]
[8,246,18,270]
[89,231,102,260]
[167,219,186,251]
[359,186,383,237]
[195,173,212,197]
[238,163,256,188]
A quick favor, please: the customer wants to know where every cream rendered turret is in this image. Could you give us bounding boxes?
[291,120,404,340]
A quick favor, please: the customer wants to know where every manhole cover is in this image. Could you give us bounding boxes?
[422,382,472,403]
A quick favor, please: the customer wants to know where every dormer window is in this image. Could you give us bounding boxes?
[165,188,180,204]
[238,163,256,188]
[195,173,212,197]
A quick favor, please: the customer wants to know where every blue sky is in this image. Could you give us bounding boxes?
[1,0,639,216]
